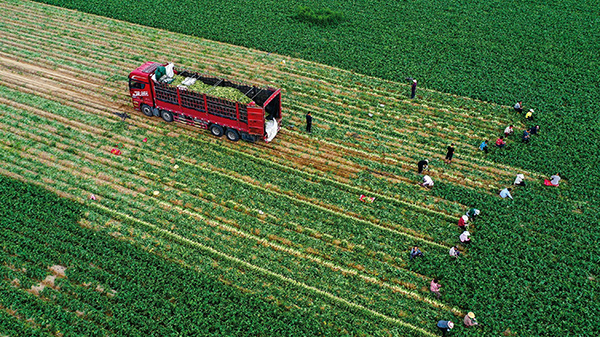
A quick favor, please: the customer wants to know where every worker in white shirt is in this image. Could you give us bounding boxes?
[420,175,434,189]
[459,231,471,244]
[449,246,460,258]
[514,174,525,186]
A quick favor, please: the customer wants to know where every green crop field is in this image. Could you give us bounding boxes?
[0,0,598,336]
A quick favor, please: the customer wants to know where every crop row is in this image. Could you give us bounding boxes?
[0,50,520,218]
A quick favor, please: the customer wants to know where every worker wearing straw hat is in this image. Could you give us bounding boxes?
[464,312,479,327]
[436,320,454,336]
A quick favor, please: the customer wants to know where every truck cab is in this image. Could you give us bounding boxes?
[128,62,161,114]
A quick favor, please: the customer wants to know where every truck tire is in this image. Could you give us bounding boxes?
[141,104,153,117]
[225,129,240,142]
[210,124,224,137]
[161,110,174,122]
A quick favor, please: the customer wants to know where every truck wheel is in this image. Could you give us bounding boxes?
[141,104,153,117]
[161,110,174,122]
[225,129,240,142]
[210,124,224,137]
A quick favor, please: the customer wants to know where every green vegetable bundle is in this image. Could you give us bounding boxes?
[171,76,253,104]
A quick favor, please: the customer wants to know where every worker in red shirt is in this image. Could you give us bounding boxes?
[495,136,506,148]
[458,215,468,230]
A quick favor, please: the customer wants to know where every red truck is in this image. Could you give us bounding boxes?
[128,62,282,142]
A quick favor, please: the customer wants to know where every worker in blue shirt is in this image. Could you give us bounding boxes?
[436,320,454,336]
[479,140,489,154]
[410,246,424,259]
[522,129,530,143]
[499,188,513,199]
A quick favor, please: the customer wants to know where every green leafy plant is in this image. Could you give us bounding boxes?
[294,6,344,25]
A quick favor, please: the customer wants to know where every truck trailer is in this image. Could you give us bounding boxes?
[128,62,282,142]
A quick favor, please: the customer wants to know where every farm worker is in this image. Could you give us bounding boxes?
[495,136,506,148]
[306,112,312,133]
[504,125,514,136]
[464,312,479,327]
[514,174,526,186]
[359,194,375,202]
[449,246,460,258]
[444,143,455,164]
[466,208,480,219]
[522,129,531,143]
[525,109,534,120]
[436,320,454,336]
[411,79,417,99]
[420,175,434,188]
[458,215,469,230]
[499,188,513,199]
[410,246,424,259]
[528,125,540,135]
[544,173,561,186]
[479,140,489,154]
[459,230,471,244]
[430,279,442,298]
[514,101,523,113]
[418,159,429,174]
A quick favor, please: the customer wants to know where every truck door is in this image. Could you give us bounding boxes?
[129,78,152,110]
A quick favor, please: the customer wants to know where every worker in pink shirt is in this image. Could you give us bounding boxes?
[430,279,442,298]
[495,136,506,148]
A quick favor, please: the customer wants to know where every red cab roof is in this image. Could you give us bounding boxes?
[129,62,164,82]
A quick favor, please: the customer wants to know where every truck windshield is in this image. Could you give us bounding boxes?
[129,79,145,90]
